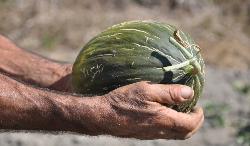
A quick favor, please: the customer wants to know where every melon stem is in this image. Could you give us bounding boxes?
[159,57,197,72]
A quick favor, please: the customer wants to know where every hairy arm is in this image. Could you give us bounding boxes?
[0,73,105,134]
[0,73,203,139]
[0,35,72,91]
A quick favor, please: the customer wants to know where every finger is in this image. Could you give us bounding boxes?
[154,106,204,132]
[145,83,194,105]
[183,107,204,139]
[173,107,204,137]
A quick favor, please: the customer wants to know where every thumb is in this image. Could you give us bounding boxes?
[145,83,194,105]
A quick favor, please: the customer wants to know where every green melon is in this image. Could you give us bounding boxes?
[72,20,205,112]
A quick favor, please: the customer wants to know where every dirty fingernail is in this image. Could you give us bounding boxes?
[181,86,194,99]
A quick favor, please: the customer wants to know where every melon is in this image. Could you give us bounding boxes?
[72,20,205,112]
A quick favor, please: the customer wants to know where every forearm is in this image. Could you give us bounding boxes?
[0,36,72,89]
[0,73,103,135]
[0,73,204,139]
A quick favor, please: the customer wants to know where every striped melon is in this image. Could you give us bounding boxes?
[72,20,205,112]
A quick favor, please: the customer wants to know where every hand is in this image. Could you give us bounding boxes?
[81,81,204,140]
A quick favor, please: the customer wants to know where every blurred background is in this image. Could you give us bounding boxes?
[0,0,250,146]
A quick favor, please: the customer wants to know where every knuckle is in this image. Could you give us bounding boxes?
[133,82,149,95]
[155,113,175,128]
[167,85,183,104]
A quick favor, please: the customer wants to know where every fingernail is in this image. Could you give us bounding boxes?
[181,86,194,99]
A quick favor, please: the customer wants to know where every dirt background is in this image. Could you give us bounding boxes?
[0,0,250,146]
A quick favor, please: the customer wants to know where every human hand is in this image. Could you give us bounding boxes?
[72,81,204,140]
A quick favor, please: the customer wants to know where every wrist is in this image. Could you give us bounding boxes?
[68,95,111,135]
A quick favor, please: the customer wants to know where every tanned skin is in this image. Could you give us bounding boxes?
[0,35,204,140]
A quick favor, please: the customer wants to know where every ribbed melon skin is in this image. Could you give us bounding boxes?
[72,21,205,112]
